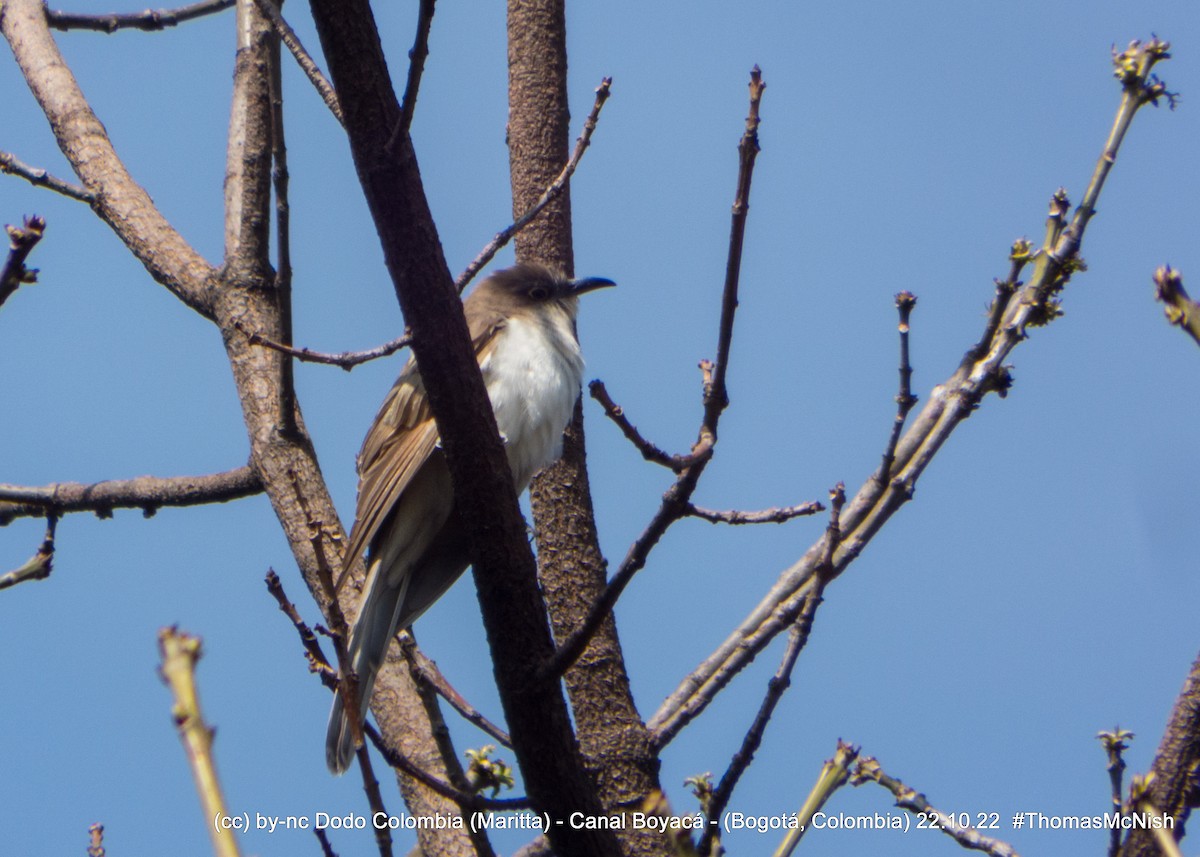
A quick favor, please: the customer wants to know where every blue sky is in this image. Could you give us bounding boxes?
[3,1,1199,855]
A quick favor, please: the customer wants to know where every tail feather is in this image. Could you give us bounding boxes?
[325,563,410,775]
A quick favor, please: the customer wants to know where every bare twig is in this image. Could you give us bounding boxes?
[353,734,394,857]
[264,570,338,687]
[0,153,92,201]
[267,568,510,814]
[399,634,513,749]
[0,465,263,525]
[772,741,858,857]
[396,0,436,139]
[544,68,766,681]
[87,823,105,857]
[1098,726,1133,857]
[685,501,823,526]
[158,628,242,857]
[649,42,1173,745]
[0,514,58,591]
[1154,266,1200,348]
[588,379,680,470]
[853,757,1021,857]
[364,724,531,812]
[455,78,612,293]
[877,291,918,483]
[250,0,343,125]
[244,324,411,370]
[1,215,46,310]
[46,0,234,32]
[697,589,824,856]
[314,828,338,857]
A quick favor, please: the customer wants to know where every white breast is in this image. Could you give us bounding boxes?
[480,311,584,491]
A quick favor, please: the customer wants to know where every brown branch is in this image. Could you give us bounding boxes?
[544,68,766,682]
[0,514,58,591]
[455,77,612,293]
[264,570,338,688]
[1120,652,1200,857]
[0,152,92,201]
[3,0,216,317]
[399,634,512,749]
[353,734,394,857]
[685,501,823,525]
[266,16,298,438]
[1154,266,1200,348]
[853,757,1021,857]
[588,379,680,470]
[396,0,435,139]
[250,0,343,125]
[45,0,234,32]
[364,724,531,812]
[649,41,1172,746]
[0,215,45,310]
[0,466,263,525]
[245,324,411,370]
[697,588,824,857]
[308,0,611,847]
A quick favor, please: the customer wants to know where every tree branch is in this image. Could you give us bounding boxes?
[649,40,1173,747]
[545,68,766,682]
[457,77,612,293]
[0,152,92,201]
[244,325,411,369]
[45,0,234,33]
[3,0,216,317]
[685,501,823,526]
[157,628,241,857]
[0,466,263,524]
[0,515,58,591]
[1120,651,1200,857]
[307,0,610,849]
[697,589,824,856]
[0,215,45,310]
[399,634,513,749]
[250,0,342,125]
[1154,266,1200,348]
[853,757,1022,857]
[396,0,435,139]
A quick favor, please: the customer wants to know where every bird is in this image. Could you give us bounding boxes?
[325,262,615,774]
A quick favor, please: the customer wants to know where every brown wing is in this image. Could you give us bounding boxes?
[337,314,507,588]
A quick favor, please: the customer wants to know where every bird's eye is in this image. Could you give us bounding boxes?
[528,286,550,300]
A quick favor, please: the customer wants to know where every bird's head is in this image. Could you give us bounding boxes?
[469,263,615,322]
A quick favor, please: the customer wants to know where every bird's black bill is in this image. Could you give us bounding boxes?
[567,276,616,296]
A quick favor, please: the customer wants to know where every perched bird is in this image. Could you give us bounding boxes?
[326,263,615,773]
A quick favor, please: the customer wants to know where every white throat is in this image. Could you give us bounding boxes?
[479,307,584,491]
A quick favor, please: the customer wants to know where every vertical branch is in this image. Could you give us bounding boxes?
[507,2,665,852]
[308,1,616,852]
[265,0,297,437]
[158,629,242,857]
[222,0,274,283]
[396,0,436,138]
[702,67,764,438]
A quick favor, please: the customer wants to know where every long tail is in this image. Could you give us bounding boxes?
[325,563,409,774]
